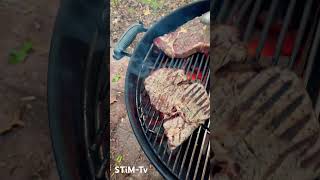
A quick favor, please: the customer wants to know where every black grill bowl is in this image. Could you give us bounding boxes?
[48,0,108,179]
[123,1,210,179]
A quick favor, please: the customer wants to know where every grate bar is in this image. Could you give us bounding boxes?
[217,0,230,23]
[196,55,206,81]
[228,0,245,23]
[273,0,297,65]
[315,93,320,119]
[289,0,314,68]
[243,0,263,42]
[185,127,202,179]
[303,16,320,87]
[193,129,209,180]
[255,0,279,60]
[201,57,209,82]
[178,132,195,177]
[235,0,254,26]
[201,144,211,180]
[173,146,183,172]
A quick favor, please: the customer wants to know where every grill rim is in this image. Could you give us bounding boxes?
[123,1,210,179]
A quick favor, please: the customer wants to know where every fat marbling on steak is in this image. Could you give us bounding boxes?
[210,63,320,180]
[153,16,209,58]
[144,68,210,150]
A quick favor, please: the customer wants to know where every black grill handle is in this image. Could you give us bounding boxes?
[113,21,147,60]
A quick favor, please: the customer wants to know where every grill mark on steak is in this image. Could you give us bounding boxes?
[266,95,305,131]
[192,103,210,119]
[185,86,202,104]
[194,91,206,103]
[299,134,319,159]
[262,132,319,180]
[301,148,320,169]
[279,114,311,141]
[181,83,198,101]
[198,96,208,107]
[240,73,280,111]
[236,73,259,91]
[244,80,293,135]
[228,73,281,128]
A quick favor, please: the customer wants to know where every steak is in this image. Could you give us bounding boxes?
[164,82,210,149]
[153,16,210,58]
[163,116,198,149]
[144,68,210,150]
[210,25,248,73]
[210,64,320,180]
[144,68,187,115]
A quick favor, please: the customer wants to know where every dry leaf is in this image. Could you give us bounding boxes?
[143,7,151,16]
[0,120,24,135]
[110,95,118,104]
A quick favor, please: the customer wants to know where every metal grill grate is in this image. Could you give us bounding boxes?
[213,0,320,118]
[135,44,210,179]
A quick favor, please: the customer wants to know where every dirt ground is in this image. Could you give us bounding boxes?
[110,0,193,179]
[0,0,59,179]
[0,0,194,179]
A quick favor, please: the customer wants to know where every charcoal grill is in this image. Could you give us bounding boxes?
[115,0,320,179]
[48,0,108,179]
[113,1,210,179]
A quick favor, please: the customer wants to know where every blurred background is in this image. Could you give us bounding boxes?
[0,0,59,179]
[0,0,194,179]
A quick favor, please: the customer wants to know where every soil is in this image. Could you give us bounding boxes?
[0,0,194,179]
[0,0,59,179]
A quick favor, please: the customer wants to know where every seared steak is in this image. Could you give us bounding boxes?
[164,82,210,149]
[144,68,210,150]
[153,16,209,58]
[144,68,187,115]
[163,116,198,149]
[210,64,320,180]
[210,25,248,73]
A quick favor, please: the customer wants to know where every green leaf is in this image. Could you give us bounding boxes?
[115,154,123,164]
[9,41,33,64]
[112,73,121,83]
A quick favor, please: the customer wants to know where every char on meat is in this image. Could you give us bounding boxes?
[210,25,248,73]
[144,68,210,150]
[210,64,320,180]
[153,16,209,58]
[144,68,187,115]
